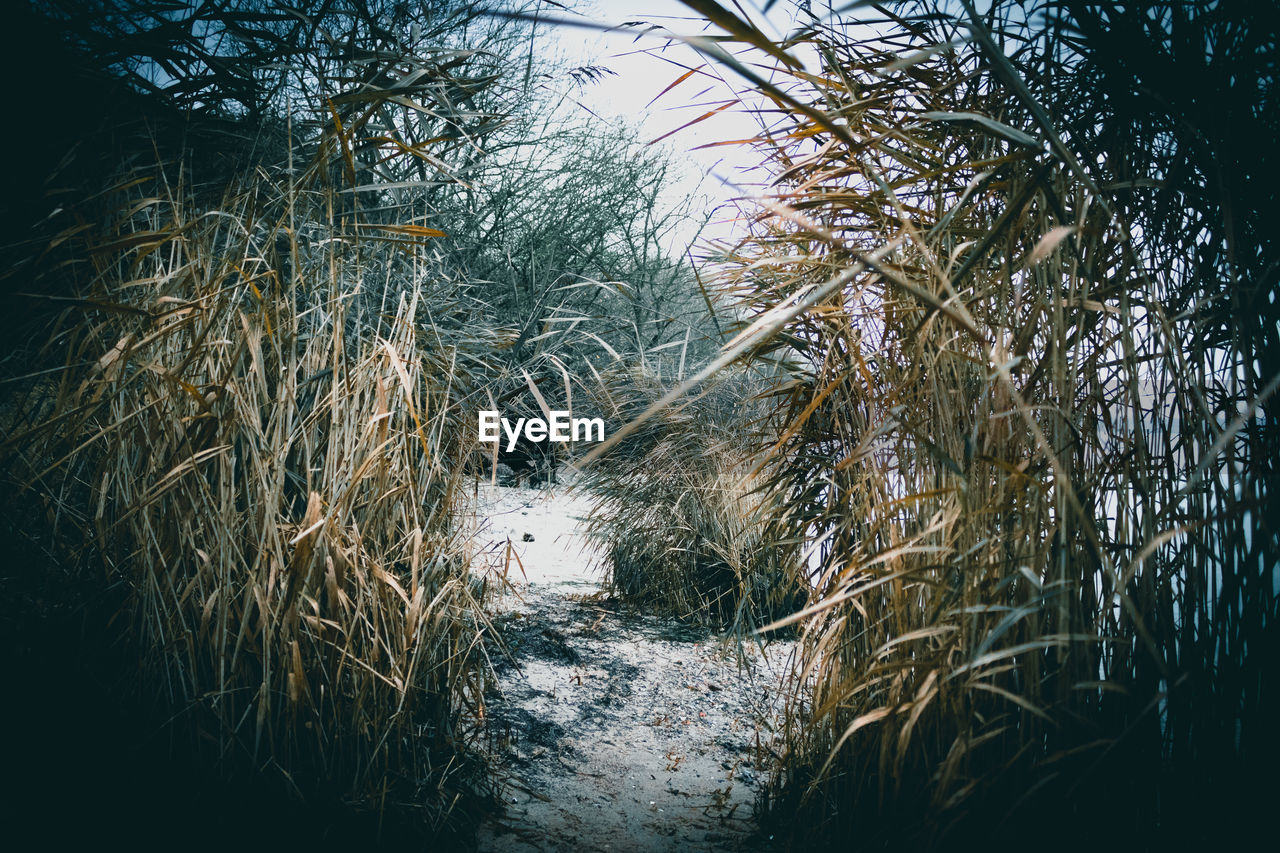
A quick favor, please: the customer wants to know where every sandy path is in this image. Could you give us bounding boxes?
[469,483,790,853]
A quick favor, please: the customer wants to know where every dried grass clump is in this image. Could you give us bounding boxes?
[581,367,801,630]
[1,165,495,836]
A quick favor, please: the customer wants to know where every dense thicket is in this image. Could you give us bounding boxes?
[659,1,1278,847]
[0,0,709,843]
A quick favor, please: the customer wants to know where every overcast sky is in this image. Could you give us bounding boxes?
[528,0,816,252]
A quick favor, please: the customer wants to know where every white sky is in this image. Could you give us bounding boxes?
[527,0,816,252]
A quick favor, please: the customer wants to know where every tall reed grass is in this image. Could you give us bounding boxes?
[0,1,548,837]
[0,157,500,835]
[634,1,1280,846]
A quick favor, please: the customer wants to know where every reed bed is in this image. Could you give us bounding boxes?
[0,162,499,835]
[3,0,1273,845]
[0,1,547,837]
[637,0,1280,846]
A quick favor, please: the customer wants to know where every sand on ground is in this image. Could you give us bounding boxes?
[467,482,792,853]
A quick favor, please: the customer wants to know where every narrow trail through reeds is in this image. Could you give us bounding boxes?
[470,483,791,853]
[2,2,1273,848]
